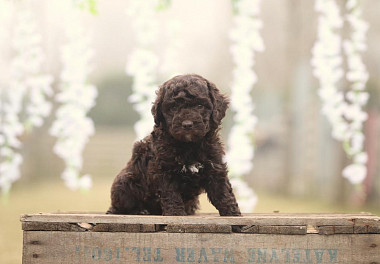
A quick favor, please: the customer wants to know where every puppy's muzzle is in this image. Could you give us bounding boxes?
[182,120,194,129]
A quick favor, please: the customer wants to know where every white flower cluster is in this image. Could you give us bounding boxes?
[126,0,160,139]
[311,0,369,184]
[50,9,97,191]
[226,0,265,212]
[0,7,52,194]
[15,10,54,130]
[342,0,370,184]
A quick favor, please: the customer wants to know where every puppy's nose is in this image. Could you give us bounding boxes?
[182,120,193,129]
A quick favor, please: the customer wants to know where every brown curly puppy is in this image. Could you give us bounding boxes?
[107,74,241,216]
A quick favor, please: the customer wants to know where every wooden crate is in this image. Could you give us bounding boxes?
[21,213,380,263]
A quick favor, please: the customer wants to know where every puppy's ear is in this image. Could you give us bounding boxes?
[207,80,229,128]
[151,86,165,126]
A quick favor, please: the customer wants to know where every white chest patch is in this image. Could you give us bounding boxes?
[181,163,204,174]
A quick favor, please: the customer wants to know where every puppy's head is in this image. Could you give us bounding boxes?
[152,74,229,142]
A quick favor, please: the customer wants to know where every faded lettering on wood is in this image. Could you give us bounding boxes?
[22,231,380,264]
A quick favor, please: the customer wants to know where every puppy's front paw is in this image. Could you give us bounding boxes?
[106,207,116,214]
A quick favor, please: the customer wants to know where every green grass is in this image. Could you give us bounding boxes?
[1,180,379,264]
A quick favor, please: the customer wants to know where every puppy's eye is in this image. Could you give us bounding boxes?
[170,106,178,112]
[196,105,204,109]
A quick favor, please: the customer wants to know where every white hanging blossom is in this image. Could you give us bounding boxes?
[0,2,20,195]
[0,6,52,194]
[226,0,265,212]
[312,0,345,139]
[50,8,97,191]
[126,0,160,140]
[341,0,369,184]
[311,0,369,185]
[15,10,54,130]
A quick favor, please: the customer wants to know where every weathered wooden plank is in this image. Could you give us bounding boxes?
[368,225,380,234]
[334,225,354,234]
[258,225,307,235]
[355,217,380,234]
[140,224,157,232]
[22,231,380,264]
[22,222,320,235]
[318,226,335,235]
[91,223,141,232]
[354,225,368,234]
[20,213,380,227]
[22,222,85,232]
[318,225,356,235]
[166,224,232,233]
[353,224,380,234]
[22,222,158,233]
[46,212,377,217]
[241,225,259,233]
[354,217,380,226]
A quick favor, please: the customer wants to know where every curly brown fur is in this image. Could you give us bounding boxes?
[107,74,241,216]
